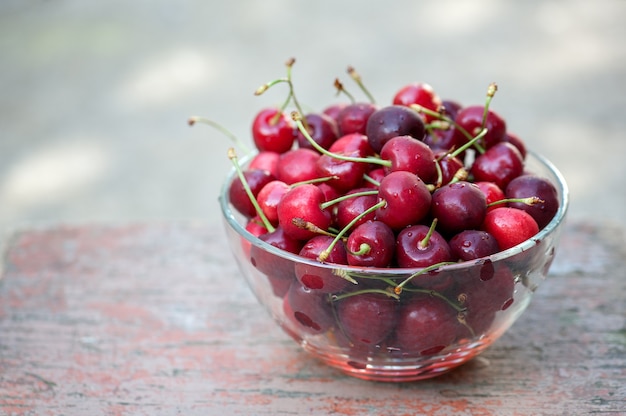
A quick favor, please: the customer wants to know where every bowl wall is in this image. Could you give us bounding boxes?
[219,151,568,381]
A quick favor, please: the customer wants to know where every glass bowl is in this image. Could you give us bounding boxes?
[219,151,569,382]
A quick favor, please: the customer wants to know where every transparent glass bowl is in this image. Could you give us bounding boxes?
[219,151,569,382]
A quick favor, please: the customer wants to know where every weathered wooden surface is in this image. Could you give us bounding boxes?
[0,221,624,415]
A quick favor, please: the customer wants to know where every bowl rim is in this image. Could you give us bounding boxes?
[219,150,569,275]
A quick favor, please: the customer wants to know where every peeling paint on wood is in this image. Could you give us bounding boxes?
[0,222,624,415]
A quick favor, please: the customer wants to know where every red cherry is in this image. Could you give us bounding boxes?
[284,282,335,335]
[346,220,396,268]
[482,207,539,250]
[395,224,455,268]
[276,184,332,241]
[453,105,507,150]
[295,113,339,150]
[336,102,378,136]
[248,150,280,177]
[256,180,290,225]
[392,82,443,123]
[375,171,432,231]
[275,148,321,185]
[379,135,437,183]
[335,293,397,347]
[505,174,559,229]
[430,181,487,235]
[470,142,524,190]
[295,235,350,293]
[474,181,506,212]
[365,105,426,153]
[316,133,373,192]
[228,169,275,218]
[251,108,295,153]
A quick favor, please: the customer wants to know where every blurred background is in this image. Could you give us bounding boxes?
[1,0,625,243]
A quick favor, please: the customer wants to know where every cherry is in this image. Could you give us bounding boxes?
[256,180,290,225]
[502,132,527,159]
[379,135,437,183]
[482,207,539,250]
[505,174,559,229]
[470,142,524,189]
[250,226,302,297]
[251,107,295,153]
[395,222,455,268]
[430,181,487,235]
[295,235,351,293]
[440,99,463,121]
[336,102,378,136]
[335,292,397,347]
[322,103,348,124]
[229,168,275,218]
[392,83,443,123]
[346,220,396,268]
[316,133,373,192]
[457,261,515,334]
[452,105,506,150]
[364,168,385,188]
[365,105,426,153]
[434,151,466,186]
[334,187,379,230]
[375,171,432,231]
[474,181,506,212]
[295,112,339,150]
[284,282,335,335]
[275,148,321,185]
[391,293,462,356]
[449,230,500,261]
[316,182,342,203]
[248,150,281,177]
[277,184,332,241]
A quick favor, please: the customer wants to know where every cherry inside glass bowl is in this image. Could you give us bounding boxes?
[219,151,569,382]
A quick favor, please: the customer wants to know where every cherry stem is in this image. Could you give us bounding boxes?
[320,189,379,210]
[411,104,487,154]
[293,111,391,167]
[331,268,359,285]
[318,200,386,262]
[362,173,381,187]
[331,287,399,302]
[334,78,356,103]
[481,82,498,129]
[394,261,458,294]
[349,243,371,257]
[290,175,339,188]
[448,126,488,158]
[227,148,275,233]
[347,66,376,104]
[419,218,438,249]
[188,116,252,155]
[401,287,466,312]
[487,196,545,207]
[291,217,339,238]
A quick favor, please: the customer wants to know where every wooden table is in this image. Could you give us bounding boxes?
[1,221,624,415]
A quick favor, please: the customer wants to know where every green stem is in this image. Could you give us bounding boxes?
[320,189,379,210]
[188,116,252,155]
[331,288,399,302]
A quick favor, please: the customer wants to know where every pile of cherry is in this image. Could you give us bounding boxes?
[219,61,560,357]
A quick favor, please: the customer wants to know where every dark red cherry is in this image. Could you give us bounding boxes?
[277,184,332,241]
[336,102,378,136]
[392,293,462,356]
[430,181,487,235]
[275,148,321,185]
[395,224,455,268]
[502,132,527,159]
[229,169,275,218]
[449,230,500,261]
[434,151,466,186]
[474,181,506,212]
[365,105,426,153]
[375,171,432,231]
[470,142,524,189]
[440,99,463,120]
[335,293,397,347]
[379,135,437,183]
[505,174,559,229]
[295,112,339,150]
[334,187,378,230]
[251,107,295,153]
[256,180,290,225]
[322,103,348,124]
[346,220,396,268]
[248,150,280,177]
[453,105,506,150]
[284,282,335,335]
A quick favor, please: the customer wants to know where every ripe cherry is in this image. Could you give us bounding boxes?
[379,135,437,183]
[248,150,280,177]
[316,133,373,192]
[346,220,396,268]
[256,180,290,225]
[430,181,487,235]
[449,230,500,261]
[395,223,455,268]
[277,184,332,241]
[335,292,397,347]
[392,83,443,123]
[453,105,506,150]
[505,174,559,229]
[275,148,321,185]
[365,105,426,153]
[251,107,295,153]
[474,181,506,212]
[482,207,539,250]
[229,169,275,218]
[336,102,378,136]
[295,235,351,294]
[334,187,379,230]
[470,142,524,189]
[392,293,463,356]
[295,112,339,150]
[284,282,335,335]
[376,171,432,231]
